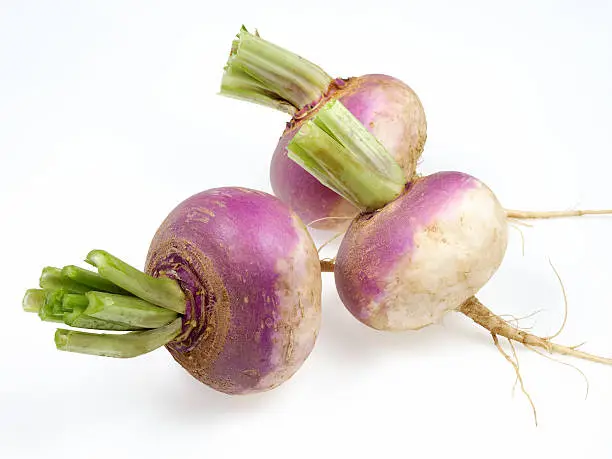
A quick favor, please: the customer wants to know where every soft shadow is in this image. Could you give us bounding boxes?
[153,291,506,424]
[317,282,495,363]
[155,367,282,424]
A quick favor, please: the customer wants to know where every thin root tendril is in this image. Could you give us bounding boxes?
[492,333,538,426]
[545,258,568,341]
[525,344,590,400]
[505,209,612,219]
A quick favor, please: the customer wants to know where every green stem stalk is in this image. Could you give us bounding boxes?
[86,250,186,314]
[84,291,179,329]
[62,265,130,295]
[23,289,45,313]
[287,100,406,211]
[47,289,69,316]
[63,307,142,331]
[25,250,188,358]
[39,267,91,294]
[37,291,64,323]
[62,293,89,312]
[220,26,332,113]
[55,318,183,358]
[32,290,138,330]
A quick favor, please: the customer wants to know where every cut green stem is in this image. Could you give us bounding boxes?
[288,99,406,211]
[63,307,142,331]
[37,291,64,323]
[62,293,89,312]
[23,289,45,313]
[62,265,130,295]
[84,291,179,329]
[55,318,183,358]
[47,289,69,316]
[220,26,332,113]
[86,250,186,314]
[26,250,188,358]
[31,289,148,330]
[39,267,91,294]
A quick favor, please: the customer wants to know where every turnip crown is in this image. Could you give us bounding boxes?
[144,187,322,395]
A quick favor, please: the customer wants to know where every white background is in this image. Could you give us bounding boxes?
[1,1,611,458]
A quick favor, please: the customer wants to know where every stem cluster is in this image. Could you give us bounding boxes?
[23,250,185,358]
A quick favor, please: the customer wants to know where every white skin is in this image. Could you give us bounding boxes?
[336,173,508,331]
[371,184,508,330]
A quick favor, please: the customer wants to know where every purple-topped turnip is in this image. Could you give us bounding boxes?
[221,27,611,229]
[221,27,427,230]
[288,99,612,368]
[23,187,322,395]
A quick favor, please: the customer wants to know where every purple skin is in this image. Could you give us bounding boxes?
[335,172,508,331]
[145,187,321,395]
[270,74,427,230]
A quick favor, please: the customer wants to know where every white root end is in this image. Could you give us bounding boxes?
[505,209,612,219]
[459,297,612,365]
[462,296,605,422]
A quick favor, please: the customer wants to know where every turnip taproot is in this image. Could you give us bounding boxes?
[23,187,322,395]
[221,27,427,230]
[289,99,611,366]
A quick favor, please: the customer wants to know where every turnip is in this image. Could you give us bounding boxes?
[288,99,611,367]
[221,27,427,230]
[221,27,610,230]
[23,187,322,395]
